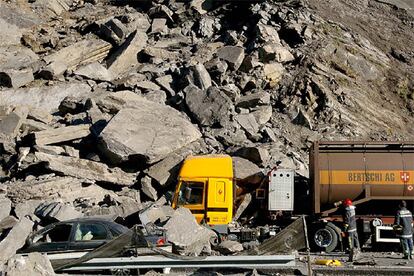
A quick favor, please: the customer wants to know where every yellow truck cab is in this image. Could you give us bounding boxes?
[172,155,234,225]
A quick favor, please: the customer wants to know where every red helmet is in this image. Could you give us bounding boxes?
[343,198,352,207]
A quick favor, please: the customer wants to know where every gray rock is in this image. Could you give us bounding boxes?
[217,240,244,254]
[205,58,228,82]
[233,193,252,221]
[0,217,34,263]
[34,152,137,186]
[43,39,112,77]
[251,105,272,126]
[135,81,161,91]
[217,46,245,70]
[99,95,201,165]
[27,108,53,125]
[15,200,42,219]
[0,216,19,231]
[34,145,66,156]
[141,176,158,201]
[32,124,90,146]
[259,44,294,63]
[139,204,174,226]
[155,75,176,97]
[100,18,128,45]
[151,18,167,34]
[234,113,260,138]
[235,147,270,166]
[0,83,92,112]
[74,62,113,82]
[196,17,216,38]
[6,176,118,205]
[0,111,27,138]
[35,202,83,221]
[190,0,214,15]
[146,152,184,186]
[107,31,148,78]
[142,89,167,104]
[0,196,11,222]
[191,63,212,90]
[263,63,285,88]
[232,156,263,182]
[185,85,233,127]
[38,61,67,80]
[236,92,271,108]
[256,24,281,44]
[120,12,151,33]
[164,207,215,256]
[0,68,34,88]
[4,252,55,276]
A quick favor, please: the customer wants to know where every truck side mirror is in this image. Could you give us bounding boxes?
[184,187,192,202]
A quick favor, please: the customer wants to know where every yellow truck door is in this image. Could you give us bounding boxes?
[206,178,233,225]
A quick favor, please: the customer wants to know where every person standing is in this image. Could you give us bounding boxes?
[395,200,413,259]
[342,198,360,261]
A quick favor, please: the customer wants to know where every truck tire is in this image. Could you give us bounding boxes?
[312,224,338,252]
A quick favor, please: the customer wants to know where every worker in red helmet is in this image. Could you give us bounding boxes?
[342,198,360,261]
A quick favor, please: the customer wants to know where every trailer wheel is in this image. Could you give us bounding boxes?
[312,225,338,252]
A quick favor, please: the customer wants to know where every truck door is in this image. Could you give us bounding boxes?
[206,178,233,225]
[268,169,294,211]
[175,179,207,223]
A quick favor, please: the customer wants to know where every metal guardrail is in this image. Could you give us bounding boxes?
[62,254,296,271]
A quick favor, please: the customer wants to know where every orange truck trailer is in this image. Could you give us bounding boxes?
[172,141,414,251]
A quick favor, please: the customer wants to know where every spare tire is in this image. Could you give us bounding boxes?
[312,224,338,252]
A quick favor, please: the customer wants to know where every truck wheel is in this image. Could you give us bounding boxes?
[312,225,338,252]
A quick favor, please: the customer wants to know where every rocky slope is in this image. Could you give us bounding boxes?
[0,0,413,267]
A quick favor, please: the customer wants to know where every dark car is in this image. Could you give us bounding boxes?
[18,217,169,261]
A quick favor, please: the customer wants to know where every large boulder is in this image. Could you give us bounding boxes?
[4,252,55,276]
[0,217,34,264]
[164,207,215,256]
[184,85,233,127]
[98,95,201,165]
[0,83,91,112]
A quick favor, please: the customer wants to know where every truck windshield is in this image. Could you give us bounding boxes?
[177,181,204,205]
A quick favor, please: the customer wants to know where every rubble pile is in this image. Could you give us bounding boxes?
[0,0,413,266]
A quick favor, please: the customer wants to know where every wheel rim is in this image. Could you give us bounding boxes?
[111,268,131,276]
[314,228,333,248]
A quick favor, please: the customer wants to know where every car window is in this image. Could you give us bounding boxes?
[74,223,109,241]
[177,181,204,205]
[33,223,72,243]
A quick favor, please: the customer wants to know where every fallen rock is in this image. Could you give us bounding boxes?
[32,124,90,146]
[235,147,270,166]
[146,152,184,186]
[0,196,12,222]
[217,46,245,70]
[217,240,244,254]
[234,113,260,138]
[190,0,214,15]
[232,156,263,182]
[35,202,83,222]
[99,96,201,164]
[139,203,174,226]
[141,176,158,201]
[256,24,281,44]
[259,44,295,63]
[100,18,128,46]
[164,207,215,256]
[190,63,212,90]
[74,62,113,82]
[27,108,53,125]
[0,217,34,264]
[6,177,118,205]
[0,216,19,231]
[4,252,55,276]
[107,31,148,78]
[43,38,112,77]
[251,105,272,126]
[34,152,137,186]
[0,83,92,112]
[236,91,271,108]
[185,85,233,127]
[151,18,167,34]
[0,110,27,138]
[263,63,285,88]
[15,200,42,219]
[0,45,38,88]
[155,74,176,97]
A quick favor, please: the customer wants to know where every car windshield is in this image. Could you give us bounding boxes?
[177,181,204,205]
[74,223,108,241]
[32,223,72,243]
